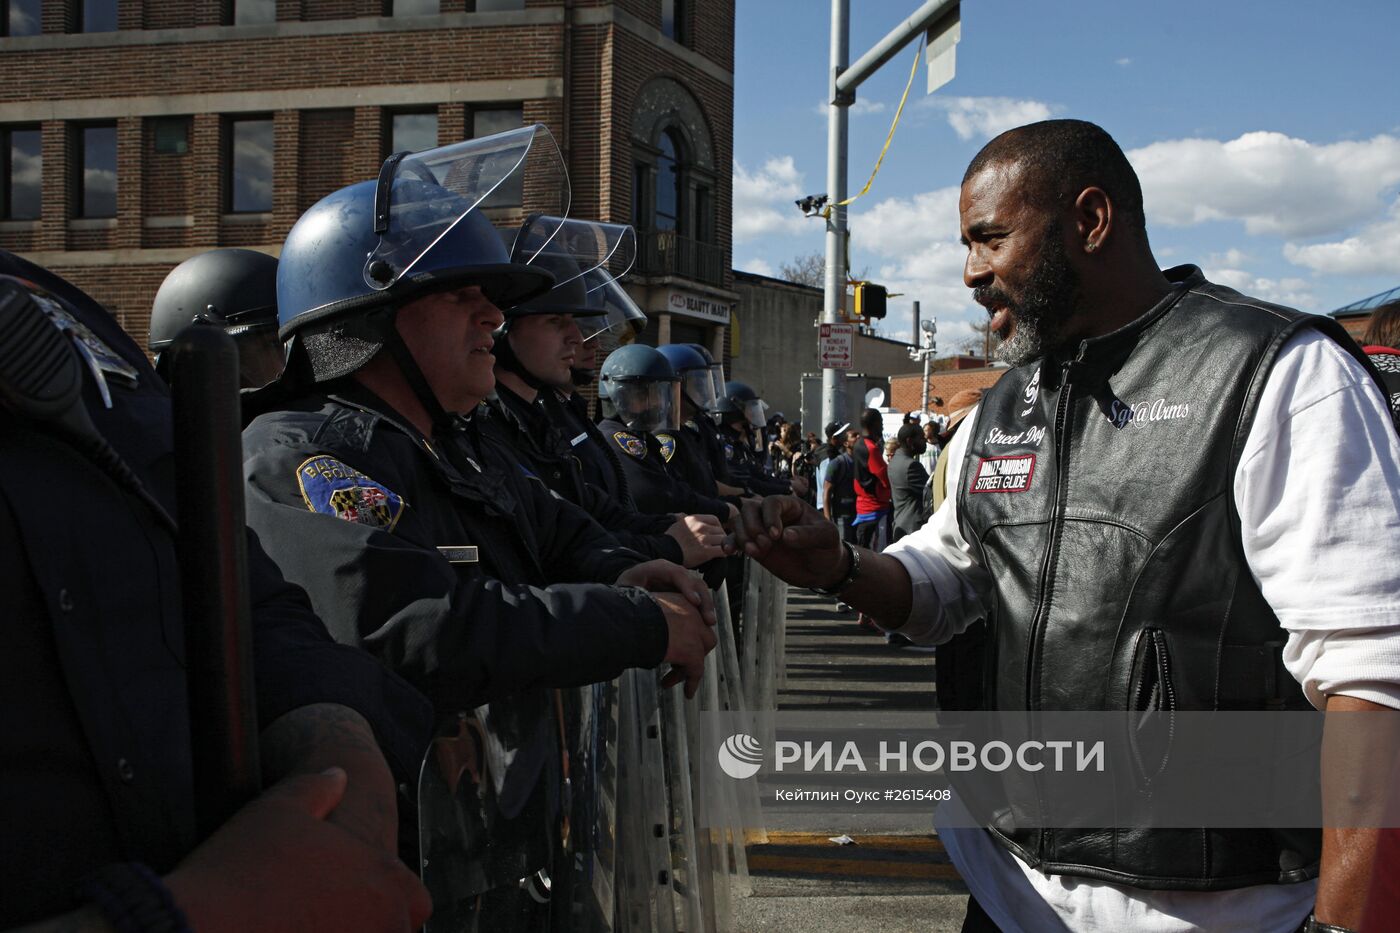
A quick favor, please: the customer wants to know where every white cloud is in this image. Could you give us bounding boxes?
[732,156,812,242]
[1202,266,1315,308]
[741,257,776,277]
[1284,198,1400,277]
[921,96,1056,141]
[811,98,887,118]
[1116,57,1133,67]
[1207,248,1250,268]
[1129,132,1400,238]
[848,185,987,352]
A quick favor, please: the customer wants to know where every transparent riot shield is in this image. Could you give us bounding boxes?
[419,691,560,933]
[659,683,705,933]
[615,670,678,933]
[559,679,619,933]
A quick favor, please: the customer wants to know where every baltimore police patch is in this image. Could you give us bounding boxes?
[613,431,647,459]
[656,433,677,463]
[297,456,407,530]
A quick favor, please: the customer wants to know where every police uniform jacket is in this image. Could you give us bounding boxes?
[718,422,790,496]
[597,417,731,521]
[0,252,432,927]
[547,390,637,508]
[242,382,669,714]
[485,385,683,564]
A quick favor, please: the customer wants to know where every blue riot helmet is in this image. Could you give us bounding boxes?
[722,380,768,428]
[686,342,726,405]
[598,344,680,434]
[275,126,567,407]
[656,343,717,413]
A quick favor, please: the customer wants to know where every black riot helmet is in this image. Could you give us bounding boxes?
[685,342,726,403]
[656,343,717,413]
[149,248,278,349]
[719,380,768,428]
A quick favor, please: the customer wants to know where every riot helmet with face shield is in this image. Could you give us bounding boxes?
[273,126,567,431]
[721,380,768,428]
[656,343,716,414]
[598,344,680,434]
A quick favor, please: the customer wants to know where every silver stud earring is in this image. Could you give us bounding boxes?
[1086,241,1098,253]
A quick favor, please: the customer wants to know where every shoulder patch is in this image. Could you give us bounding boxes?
[613,431,647,459]
[656,433,677,463]
[724,441,735,461]
[297,456,407,530]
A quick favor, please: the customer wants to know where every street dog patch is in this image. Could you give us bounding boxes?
[297,456,406,530]
[970,454,1036,494]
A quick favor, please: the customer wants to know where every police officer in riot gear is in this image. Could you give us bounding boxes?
[236,129,717,929]
[597,344,735,522]
[0,249,434,932]
[149,247,284,388]
[655,343,745,500]
[487,216,727,569]
[715,380,801,497]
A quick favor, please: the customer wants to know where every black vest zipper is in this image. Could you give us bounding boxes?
[1023,352,1083,711]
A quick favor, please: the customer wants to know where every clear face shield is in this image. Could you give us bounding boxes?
[509,215,647,342]
[364,125,570,292]
[679,368,717,412]
[708,362,726,402]
[741,397,767,429]
[613,379,680,434]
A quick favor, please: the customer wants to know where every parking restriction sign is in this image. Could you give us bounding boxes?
[818,322,855,370]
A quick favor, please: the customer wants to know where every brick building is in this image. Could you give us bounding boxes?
[0,0,736,356]
[889,357,1008,417]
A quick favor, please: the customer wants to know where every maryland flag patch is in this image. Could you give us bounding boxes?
[656,433,677,463]
[297,456,406,530]
[613,431,647,459]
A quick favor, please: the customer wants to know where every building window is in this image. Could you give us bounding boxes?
[1,126,42,220]
[75,123,117,218]
[660,0,686,44]
[470,106,524,207]
[227,117,273,213]
[3,0,43,36]
[388,110,437,156]
[653,129,681,231]
[469,0,524,11]
[232,0,276,25]
[153,117,188,155]
[392,0,438,14]
[470,106,523,139]
[78,0,118,32]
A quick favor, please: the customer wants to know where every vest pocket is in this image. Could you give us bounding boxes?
[1129,627,1176,784]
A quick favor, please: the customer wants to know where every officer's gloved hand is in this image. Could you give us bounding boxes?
[165,767,432,932]
[665,514,728,568]
[730,494,844,589]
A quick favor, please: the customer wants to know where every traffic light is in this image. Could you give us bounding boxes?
[853,282,887,320]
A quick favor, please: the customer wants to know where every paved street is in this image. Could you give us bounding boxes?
[733,590,969,932]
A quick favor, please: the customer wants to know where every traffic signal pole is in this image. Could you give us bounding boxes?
[821,0,850,433]
[820,0,961,432]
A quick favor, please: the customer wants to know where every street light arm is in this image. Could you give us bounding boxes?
[835,0,959,95]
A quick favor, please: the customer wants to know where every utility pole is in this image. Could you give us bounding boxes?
[908,303,936,414]
[820,0,850,431]
[818,0,961,431]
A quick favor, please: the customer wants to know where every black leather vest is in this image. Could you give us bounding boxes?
[956,266,1372,889]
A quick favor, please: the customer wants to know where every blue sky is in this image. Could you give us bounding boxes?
[732,0,1400,351]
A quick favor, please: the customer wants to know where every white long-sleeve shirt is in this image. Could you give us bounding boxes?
[884,328,1400,932]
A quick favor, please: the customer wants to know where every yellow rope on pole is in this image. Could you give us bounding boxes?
[823,34,926,220]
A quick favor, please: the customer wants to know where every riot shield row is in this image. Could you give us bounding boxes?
[419,560,788,932]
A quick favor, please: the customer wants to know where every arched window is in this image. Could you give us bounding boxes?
[631,77,720,283]
[654,129,681,232]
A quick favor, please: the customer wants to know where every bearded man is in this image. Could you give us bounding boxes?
[731,119,1400,932]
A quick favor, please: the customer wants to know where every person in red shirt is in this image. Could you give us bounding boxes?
[849,408,893,633]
